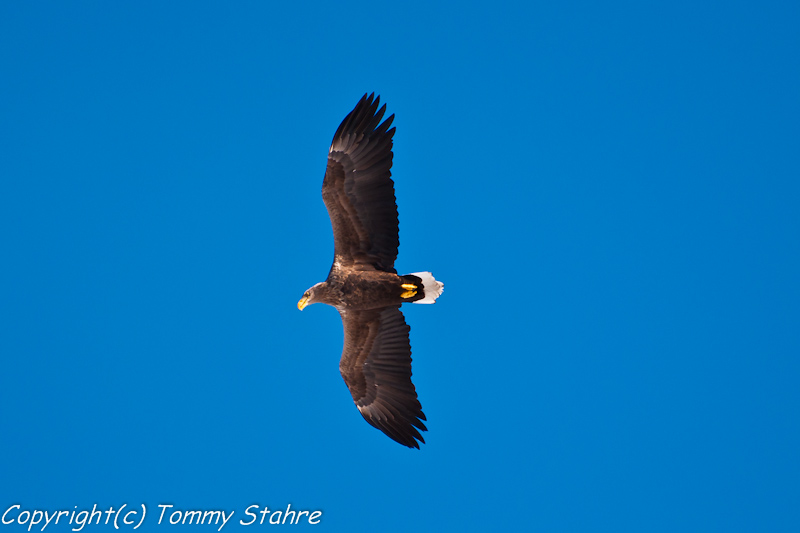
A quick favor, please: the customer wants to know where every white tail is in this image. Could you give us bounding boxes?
[409,272,444,304]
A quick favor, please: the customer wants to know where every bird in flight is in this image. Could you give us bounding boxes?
[298,94,443,448]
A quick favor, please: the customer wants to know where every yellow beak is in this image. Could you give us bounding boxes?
[297,296,309,311]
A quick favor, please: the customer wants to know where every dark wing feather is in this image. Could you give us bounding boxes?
[322,93,398,273]
[338,306,427,448]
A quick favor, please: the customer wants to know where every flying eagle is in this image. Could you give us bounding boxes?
[298,94,443,448]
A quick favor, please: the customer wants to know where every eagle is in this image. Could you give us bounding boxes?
[298,94,443,448]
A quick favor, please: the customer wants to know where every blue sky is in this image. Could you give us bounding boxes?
[2,1,799,531]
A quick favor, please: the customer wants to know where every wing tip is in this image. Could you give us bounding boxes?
[332,92,394,145]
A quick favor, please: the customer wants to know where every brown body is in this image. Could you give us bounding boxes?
[312,271,425,311]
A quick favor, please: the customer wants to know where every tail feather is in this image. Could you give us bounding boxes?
[408,272,443,304]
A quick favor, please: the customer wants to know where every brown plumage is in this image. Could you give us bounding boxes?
[298,94,443,448]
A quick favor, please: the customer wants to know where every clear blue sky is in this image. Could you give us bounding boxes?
[2,1,799,531]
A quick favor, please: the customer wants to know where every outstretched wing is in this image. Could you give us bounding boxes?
[338,306,427,448]
[323,93,398,273]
